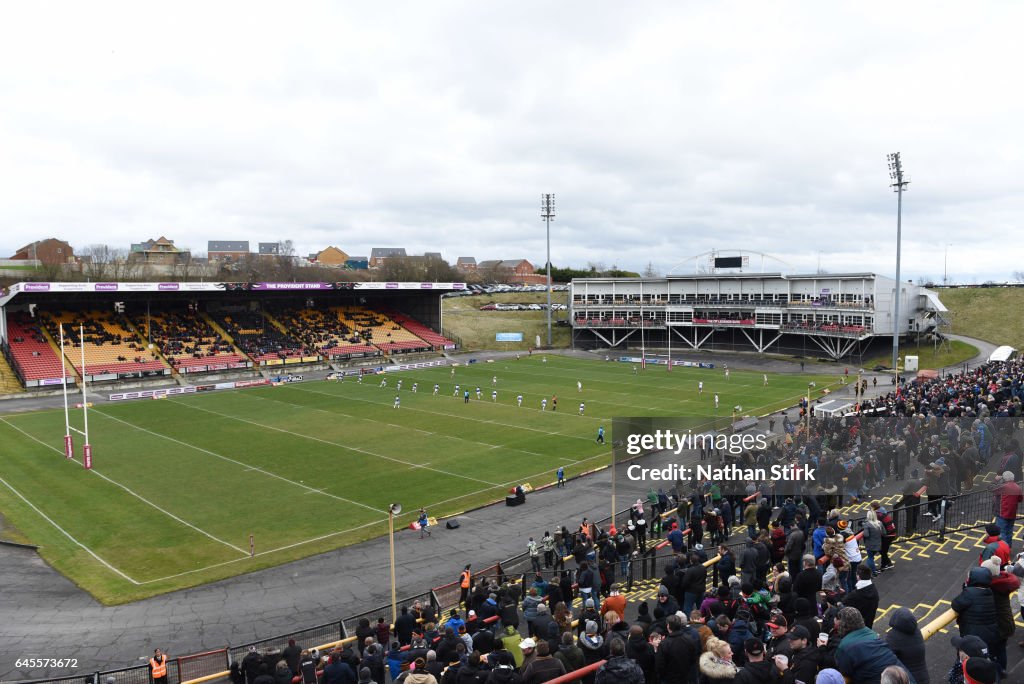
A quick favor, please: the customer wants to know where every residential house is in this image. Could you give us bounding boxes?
[208,240,251,263]
[369,247,407,268]
[9,238,75,265]
[315,246,349,267]
[477,259,547,285]
[455,256,477,271]
[130,236,190,265]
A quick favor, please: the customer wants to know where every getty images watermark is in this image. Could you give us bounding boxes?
[612,416,817,495]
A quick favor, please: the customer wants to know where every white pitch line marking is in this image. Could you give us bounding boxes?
[165,398,502,487]
[2,417,248,556]
[0,471,139,584]
[91,409,383,513]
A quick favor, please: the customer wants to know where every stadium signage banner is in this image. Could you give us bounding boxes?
[385,360,448,372]
[0,281,469,306]
[108,386,197,401]
[495,332,524,342]
[617,357,715,369]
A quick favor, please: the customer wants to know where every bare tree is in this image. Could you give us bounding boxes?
[1013,270,1024,283]
[82,244,119,280]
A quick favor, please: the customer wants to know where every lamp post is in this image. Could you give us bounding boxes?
[806,382,813,432]
[943,243,953,286]
[887,153,910,378]
[388,502,402,624]
[542,194,555,347]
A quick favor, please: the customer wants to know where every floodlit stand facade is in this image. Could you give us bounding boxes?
[569,272,948,361]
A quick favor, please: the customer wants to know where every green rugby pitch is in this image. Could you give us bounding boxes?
[0,355,833,603]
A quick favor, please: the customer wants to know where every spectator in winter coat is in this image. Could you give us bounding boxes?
[786,626,824,684]
[978,524,1011,567]
[811,519,829,561]
[834,608,912,684]
[993,471,1023,546]
[716,545,737,586]
[699,636,740,684]
[594,638,644,684]
[744,501,759,539]
[785,527,806,576]
[951,566,1002,664]
[732,638,783,684]
[884,608,929,684]
[552,632,584,674]
[980,555,1019,673]
[578,622,605,684]
[655,615,701,684]
[793,555,822,606]
[844,565,880,628]
[740,540,760,587]
[520,641,565,684]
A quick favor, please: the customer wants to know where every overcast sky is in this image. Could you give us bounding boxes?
[1,2,1022,283]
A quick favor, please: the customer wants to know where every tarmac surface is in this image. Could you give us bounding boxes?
[0,337,1008,682]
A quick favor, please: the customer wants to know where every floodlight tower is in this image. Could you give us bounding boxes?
[542,194,555,347]
[887,153,910,380]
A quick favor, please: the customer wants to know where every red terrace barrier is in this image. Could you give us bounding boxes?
[546,659,606,684]
[743,492,759,502]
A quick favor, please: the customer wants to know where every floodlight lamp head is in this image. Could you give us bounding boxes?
[389,503,402,515]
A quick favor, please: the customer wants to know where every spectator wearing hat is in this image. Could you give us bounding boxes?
[787,625,824,684]
[656,584,681,617]
[815,669,844,684]
[765,616,791,658]
[884,608,929,684]
[579,621,606,683]
[834,607,910,684]
[732,637,784,684]
[978,524,1011,567]
[992,471,1022,547]
[518,638,537,673]
[952,567,1001,664]
[962,657,998,684]
[594,637,643,684]
[946,634,995,684]
[981,555,1018,675]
